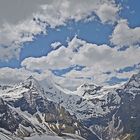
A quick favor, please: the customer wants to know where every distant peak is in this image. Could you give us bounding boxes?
[80,82,102,89]
[76,82,103,97]
[26,76,39,83]
[22,76,42,90]
[124,71,140,89]
[27,75,36,81]
[28,75,34,79]
[129,72,140,82]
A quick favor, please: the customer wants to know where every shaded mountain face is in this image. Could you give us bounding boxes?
[40,72,140,140]
[82,72,140,140]
[0,72,140,140]
[115,72,140,140]
[0,76,98,140]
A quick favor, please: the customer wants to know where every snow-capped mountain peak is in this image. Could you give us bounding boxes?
[121,72,140,97]
[0,72,140,140]
[22,76,43,92]
[125,72,140,88]
[76,83,103,98]
[0,76,98,140]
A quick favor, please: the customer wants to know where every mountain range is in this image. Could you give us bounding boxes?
[0,72,140,140]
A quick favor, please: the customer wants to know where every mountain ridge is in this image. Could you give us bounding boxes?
[0,72,140,139]
[0,76,99,140]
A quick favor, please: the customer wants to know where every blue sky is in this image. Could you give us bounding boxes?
[0,20,113,68]
[119,0,140,27]
[1,0,140,67]
[0,0,140,89]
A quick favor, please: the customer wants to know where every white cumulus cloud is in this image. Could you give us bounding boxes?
[111,19,140,46]
[0,0,120,61]
[21,36,140,88]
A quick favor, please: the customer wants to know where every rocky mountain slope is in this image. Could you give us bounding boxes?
[0,76,98,140]
[0,72,140,140]
[41,72,140,140]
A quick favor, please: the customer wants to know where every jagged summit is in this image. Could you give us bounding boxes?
[0,76,44,102]
[129,72,140,83]
[23,76,41,88]
[80,83,102,89]
[28,75,34,79]
[20,76,44,96]
[76,82,103,98]
[124,72,140,90]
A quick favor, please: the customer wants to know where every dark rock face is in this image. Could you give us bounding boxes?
[0,98,33,134]
[82,72,140,140]
[79,83,103,96]
[115,72,140,140]
[0,98,19,132]
[116,94,140,140]
[41,72,140,140]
